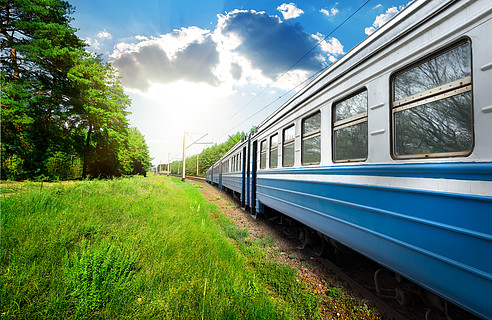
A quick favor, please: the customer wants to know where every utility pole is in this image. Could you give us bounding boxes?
[167,153,170,176]
[196,154,199,176]
[181,131,186,182]
[180,132,213,182]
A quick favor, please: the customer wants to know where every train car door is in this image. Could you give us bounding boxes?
[251,140,257,215]
[219,162,223,190]
[245,134,251,209]
[241,146,246,208]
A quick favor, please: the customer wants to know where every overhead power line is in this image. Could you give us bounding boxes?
[215,0,373,141]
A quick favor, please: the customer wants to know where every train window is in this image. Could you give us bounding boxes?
[333,90,368,162]
[283,125,295,167]
[270,134,278,168]
[260,140,267,169]
[302,112,321,165]
[392,41,473,158]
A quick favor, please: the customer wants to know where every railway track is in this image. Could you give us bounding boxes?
[164,173,206,182]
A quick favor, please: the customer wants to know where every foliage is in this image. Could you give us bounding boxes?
[64,239,137,314]
[0,0,151,180]
[326,287,344,298]
[119,128,152,177]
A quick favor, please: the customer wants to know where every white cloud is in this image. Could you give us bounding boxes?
[365,6,403,35]
[85,30,113,50]
[320,7,339,16]
[97,30,112,39]
[277,3,304,20]
[85,37,100,49]
[312,33,344,64]
[110,10,344,97]
[111,27,220,92]
[312,33,344,55]
[364,27,376,35]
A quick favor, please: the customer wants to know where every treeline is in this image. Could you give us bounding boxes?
[157,132,245,177]
[1,0,152,180]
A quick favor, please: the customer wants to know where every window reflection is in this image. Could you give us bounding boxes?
[302,112,321,165]
[333,90,368,162]
[260,140,267,169]
[335,91,367,122]
[334,122,368,161]
[392,41,473,158]
[394,42,471,101]
[302,136,321,164]
[283,125,295,167]
[395,92,472,156]
[303,112,321,134]
[270,134,278,168]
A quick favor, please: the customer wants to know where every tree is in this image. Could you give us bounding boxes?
[67,54,131,178]
[119,128,152,176]
[1,0,151,180]
[1,0,86,179]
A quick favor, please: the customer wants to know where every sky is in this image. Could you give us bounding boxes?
[69,0,409,166]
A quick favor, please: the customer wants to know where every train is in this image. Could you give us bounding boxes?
[206,0,492,319]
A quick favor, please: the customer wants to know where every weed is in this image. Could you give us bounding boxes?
[64,239,137,314]
[326,287,344,298]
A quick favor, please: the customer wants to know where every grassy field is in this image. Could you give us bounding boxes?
[1,176,323,319]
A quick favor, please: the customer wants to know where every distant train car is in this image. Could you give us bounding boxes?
[205,166,212,183]
[207,0,492,319]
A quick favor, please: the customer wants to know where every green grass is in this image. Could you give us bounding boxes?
[1,176,321,319]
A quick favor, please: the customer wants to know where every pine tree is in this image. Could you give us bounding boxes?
[1,0,86,179]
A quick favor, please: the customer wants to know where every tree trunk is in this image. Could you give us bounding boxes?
[82,123,92,179]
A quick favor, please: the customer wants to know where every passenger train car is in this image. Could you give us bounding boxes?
[206,0,492,318]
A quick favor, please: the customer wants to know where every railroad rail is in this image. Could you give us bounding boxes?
[163,173,206,182]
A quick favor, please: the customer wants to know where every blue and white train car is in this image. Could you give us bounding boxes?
[208,0,492,318]
[210,162,220,187]
[220,139,245,195]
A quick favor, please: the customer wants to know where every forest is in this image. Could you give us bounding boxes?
[1,0,152,180]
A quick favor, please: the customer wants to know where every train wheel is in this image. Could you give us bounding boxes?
[298,227,315,249]
[312,235,326,256]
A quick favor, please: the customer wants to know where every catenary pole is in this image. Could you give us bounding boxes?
[182,131,186,182]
